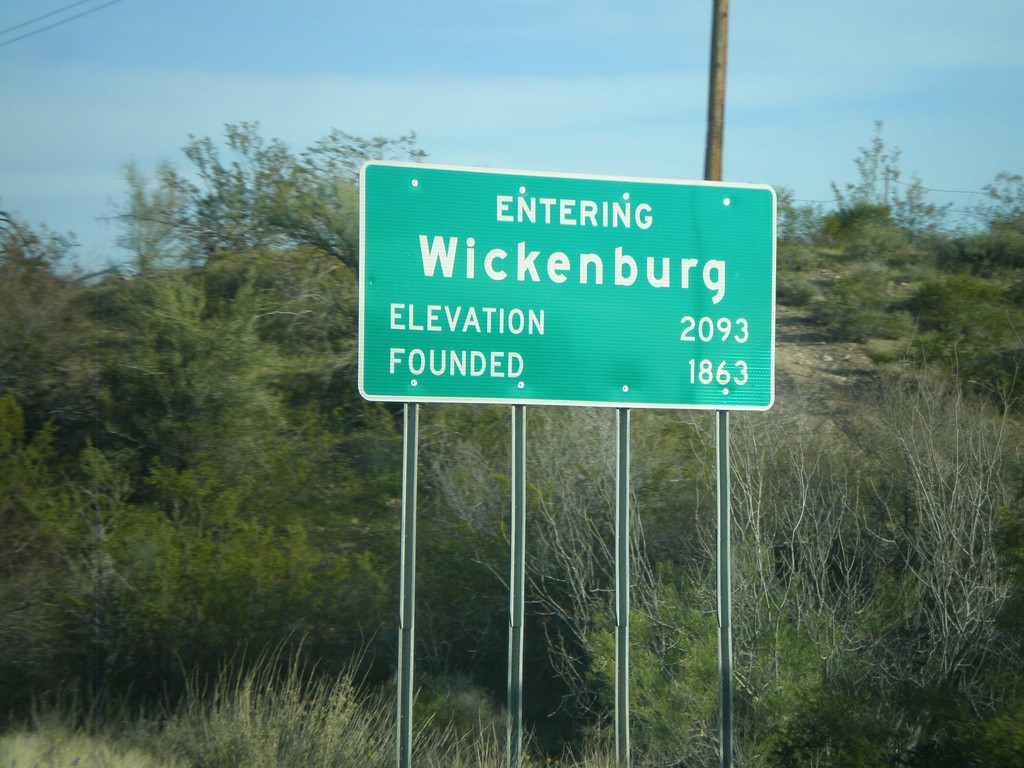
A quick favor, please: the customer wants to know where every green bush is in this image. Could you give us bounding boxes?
[777,242,823,272]
[908,273,1003,331]
[812,263,908,341]
[938,228,1024,273]
[843,222,919,266]
[765,690,894,768]
[984,695,1024,766]
[776,272,818,306]
[908,274,1024,407]
[822,202,893,243]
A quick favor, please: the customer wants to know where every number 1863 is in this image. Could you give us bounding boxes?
[688,359,749,386]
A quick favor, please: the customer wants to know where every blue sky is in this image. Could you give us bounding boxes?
[1,0,1021,271]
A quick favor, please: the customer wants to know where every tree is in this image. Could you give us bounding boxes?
[0,392,67,712]
[101,269,283,477]
[117,123,425,269]
[832,121,900,211]
[851,374,1015,696]
[583,375,1021,765]
[118,161,191,271]
[979,171,1024,235]
[829,121,949,240]
[0,211,97,440]
[774,186,824,245]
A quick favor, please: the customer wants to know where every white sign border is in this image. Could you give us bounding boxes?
[358,161,777,411]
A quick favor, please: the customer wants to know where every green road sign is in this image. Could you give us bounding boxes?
[359,162,775,410]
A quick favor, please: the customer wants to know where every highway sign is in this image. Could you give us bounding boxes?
[359,162,775,409]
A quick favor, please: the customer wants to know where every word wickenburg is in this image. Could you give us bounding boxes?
[418,236,727,303]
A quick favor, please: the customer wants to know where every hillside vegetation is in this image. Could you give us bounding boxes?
[1,123,1023,766]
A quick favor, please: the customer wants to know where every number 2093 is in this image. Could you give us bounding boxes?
[679,315,749,344]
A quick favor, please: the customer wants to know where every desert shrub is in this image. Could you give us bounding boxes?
[776,187,825,245]
[157,653,393,768]
[0,728,176,768]
[908,273,1004,329]
[984,695,1024,766]
[764,690,894,768]
[415,675,504,741]
[908,274,1024,408]
[812,263,908,341]
[938,228,1024,273]
[777,242,823,272]
[155,650,552,768]
[776,272,817,306]
[844,221,920,267]
[822,202,893,243]
[822,201,931,267]
[1005,273,1024,306]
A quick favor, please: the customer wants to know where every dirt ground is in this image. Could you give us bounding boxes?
[773,304,876,402]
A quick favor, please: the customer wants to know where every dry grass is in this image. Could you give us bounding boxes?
[0,650,618,767]
[0,728,176,768]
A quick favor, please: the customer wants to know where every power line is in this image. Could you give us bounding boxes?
[0,0,125,48]
[0,0,98,36]
[793,181,997,208]
[889,178,989,197]
[791,174,1003,209]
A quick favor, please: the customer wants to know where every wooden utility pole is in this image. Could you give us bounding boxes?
[704,3,733,768]
[704,0,729,183]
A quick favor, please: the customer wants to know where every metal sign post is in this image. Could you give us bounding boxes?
[615,408,631,767]
[397,404,419,768]
[508,405,527,768]
[715,412,733,767]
